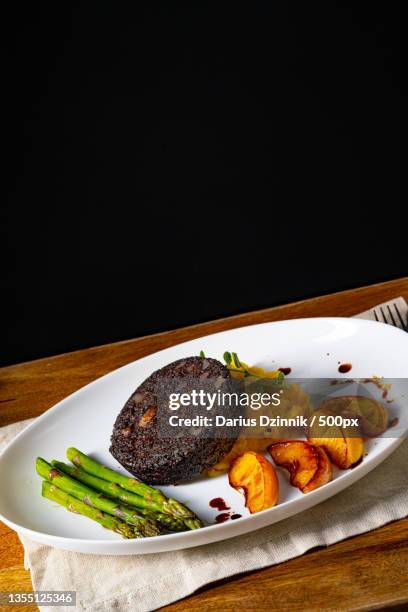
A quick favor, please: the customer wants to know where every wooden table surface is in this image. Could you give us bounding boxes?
[1,277,407,612]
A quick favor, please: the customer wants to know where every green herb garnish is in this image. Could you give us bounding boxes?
[223,351,232,365]
[223,351,286,381]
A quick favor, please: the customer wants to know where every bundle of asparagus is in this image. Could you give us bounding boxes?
[36,448,203,539]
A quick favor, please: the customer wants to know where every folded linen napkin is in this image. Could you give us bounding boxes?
[1,298,407,612]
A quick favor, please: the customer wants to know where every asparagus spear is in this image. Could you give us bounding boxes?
[37,458,161,537]
[52,460,197,531]
[42,481,141,539]
[66,447,202,525]
[66,447,165,501]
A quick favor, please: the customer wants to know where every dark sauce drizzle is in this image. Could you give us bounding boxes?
[215,513,230,523]
[338,363,352,373]
[209,497,230,511]
[278,367,291,375]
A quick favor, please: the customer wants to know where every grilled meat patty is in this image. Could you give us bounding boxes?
[110,356,240,484]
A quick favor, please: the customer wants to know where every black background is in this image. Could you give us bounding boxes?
[2,2,407,366]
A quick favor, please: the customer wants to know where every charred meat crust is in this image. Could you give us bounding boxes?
[110,356,240,484]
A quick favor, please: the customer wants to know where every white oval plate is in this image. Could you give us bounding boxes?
[0,317,407,555]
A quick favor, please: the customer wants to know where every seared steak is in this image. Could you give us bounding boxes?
[110,356,240,484]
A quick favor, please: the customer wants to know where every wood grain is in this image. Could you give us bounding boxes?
[0,277,407,611]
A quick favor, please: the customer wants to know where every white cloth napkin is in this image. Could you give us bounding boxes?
[1,298,407,612]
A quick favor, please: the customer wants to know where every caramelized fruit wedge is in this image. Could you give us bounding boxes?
[308,409,364,469]
[302,447,333,493]
[228,451,279,513]
[268,441,319,490]
[319,396,388,437]
[207,437,286,477]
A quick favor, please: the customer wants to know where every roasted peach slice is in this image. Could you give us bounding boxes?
[269,441,319,490]
[269,441,333,493]
[308,409,364,469]
[207,437,286,477]
[319,396,388,437]
[309,435,364,469]
[228,451,279,513]
[357,398,389,437]
[302,447,332,493]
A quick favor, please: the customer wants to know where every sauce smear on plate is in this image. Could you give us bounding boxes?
[209,497,230,511]
[278,367,291,375]
[338,363,352,373]
[215,513,230,523]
